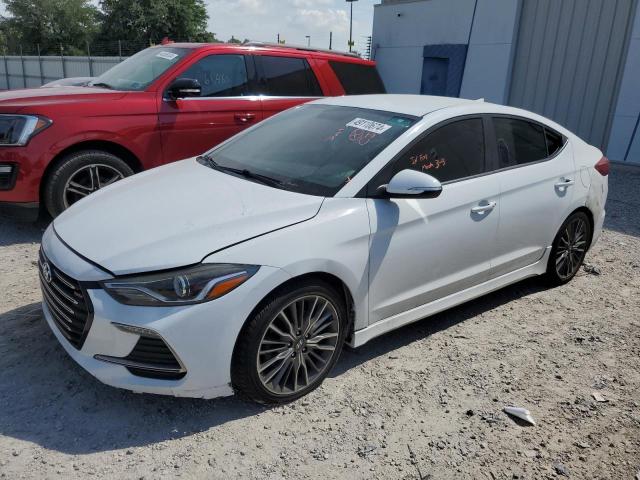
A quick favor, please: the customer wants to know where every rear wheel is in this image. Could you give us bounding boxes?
[44,150,134,217]
[231,280,348,404]
[546,211,592,285]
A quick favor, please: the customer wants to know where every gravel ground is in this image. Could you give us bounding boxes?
[0,164,639,480]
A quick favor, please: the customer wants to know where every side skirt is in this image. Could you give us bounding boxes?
[349,247,551,348]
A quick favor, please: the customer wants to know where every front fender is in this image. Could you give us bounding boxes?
[204,198,372,331]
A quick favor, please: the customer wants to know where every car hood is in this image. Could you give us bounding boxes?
[53,159,325,276]
[0,86,126,110]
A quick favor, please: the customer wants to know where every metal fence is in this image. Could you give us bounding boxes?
[0,54,123,89]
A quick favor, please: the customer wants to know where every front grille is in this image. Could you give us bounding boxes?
[124,336,186,380]
[39,249,93,349]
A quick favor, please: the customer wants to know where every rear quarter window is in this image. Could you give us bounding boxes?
[545,128,566,156]
[329,61,386,95]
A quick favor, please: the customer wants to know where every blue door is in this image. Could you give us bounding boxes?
[421,57,449,96]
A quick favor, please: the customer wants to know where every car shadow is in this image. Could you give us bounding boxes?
[0,302,268,455]
[0,277,548,455]
[604,163,640,238]
[332,277,547,377]
[0,217,48,247]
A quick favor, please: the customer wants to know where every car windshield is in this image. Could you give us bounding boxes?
[88,47,190,91]
[202,104,417,196]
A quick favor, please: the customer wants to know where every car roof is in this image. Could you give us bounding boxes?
[163,42,375,64]
[314,94,486,117]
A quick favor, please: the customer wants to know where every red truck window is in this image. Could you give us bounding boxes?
[329,61,386,95]
[180,55,250,97]
[258,56,322,97]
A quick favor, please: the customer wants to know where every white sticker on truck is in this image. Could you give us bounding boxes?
[156,51,179,60]
[346,118,392,135]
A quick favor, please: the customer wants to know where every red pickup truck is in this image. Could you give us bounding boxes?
[0,42,384,220]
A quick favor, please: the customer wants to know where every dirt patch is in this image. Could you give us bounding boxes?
[1,165,639,479]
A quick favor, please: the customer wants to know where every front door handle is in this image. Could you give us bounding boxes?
[471,201,497,214]
[235,113,257,124]
[555,178,575,188]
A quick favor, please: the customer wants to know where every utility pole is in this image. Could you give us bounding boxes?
[277,33,280,44]
[346,0,358,52]
[329,31,333,50]
[305,35,311,47]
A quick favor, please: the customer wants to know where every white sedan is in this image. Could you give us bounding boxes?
[39,95,609,403]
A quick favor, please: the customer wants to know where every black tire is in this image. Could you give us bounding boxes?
[43,150,134,217]
[545,211,592,286]
[231,279,349,405]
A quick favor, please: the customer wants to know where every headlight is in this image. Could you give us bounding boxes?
[102,264,259,306]
[0,115,52,146]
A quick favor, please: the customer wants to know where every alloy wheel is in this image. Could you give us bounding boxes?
[555,216,588,280]
[63,164,125,208]
[256,295,340,395]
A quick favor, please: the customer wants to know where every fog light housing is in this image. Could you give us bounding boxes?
[0,163,17,190]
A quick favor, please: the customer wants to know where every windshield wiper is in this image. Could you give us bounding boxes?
[198,155,284,188]
[89,82,114,90]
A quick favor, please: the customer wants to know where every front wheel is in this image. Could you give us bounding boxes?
[43,150,134,217]
[231,280,348,404]
[546,211,592,286]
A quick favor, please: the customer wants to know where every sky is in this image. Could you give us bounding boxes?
[206,0,378,54]
[0,0,379,55]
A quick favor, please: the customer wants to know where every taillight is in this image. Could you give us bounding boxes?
[594,156,610,176]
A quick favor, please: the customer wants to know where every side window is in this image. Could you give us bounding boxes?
[179,55,249,97]
[329,61,386,94]
[494,118,548,168]
[545,128,565,156]
[394,119,485,183]
[259,56,322,97]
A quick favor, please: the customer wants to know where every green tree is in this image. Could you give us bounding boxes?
[227,36,250,44]
[0,0,99,54]
[99,0,214,44]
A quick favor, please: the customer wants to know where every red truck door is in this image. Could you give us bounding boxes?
[158,53,263,163]
[253,54,325,120]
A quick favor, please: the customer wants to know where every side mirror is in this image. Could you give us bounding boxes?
[383,169,443,199]
[167,78,201,99]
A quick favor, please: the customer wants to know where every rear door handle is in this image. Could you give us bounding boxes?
[471,201,497,214]
[555,178,575,188]
[235,113,257,124]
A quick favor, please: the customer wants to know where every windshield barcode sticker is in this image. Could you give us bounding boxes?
[346,118,392,135]
[156,51,179,60]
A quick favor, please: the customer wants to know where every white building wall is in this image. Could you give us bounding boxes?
[373,0,639,160]
[372,0,520,102]
[458,0,520,104]
[372,0,476,94]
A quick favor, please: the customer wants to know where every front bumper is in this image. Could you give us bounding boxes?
[40,226,291,399]
[0,141,51,204]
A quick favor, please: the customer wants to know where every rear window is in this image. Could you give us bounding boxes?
[330,61,386,95]
[259,56,322,97]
